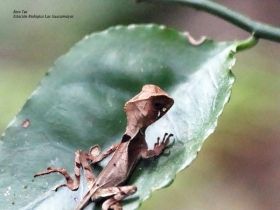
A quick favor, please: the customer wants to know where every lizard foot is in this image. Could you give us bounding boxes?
[153,133,173,155]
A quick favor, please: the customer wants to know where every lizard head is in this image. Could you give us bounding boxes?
[124,84,174,138]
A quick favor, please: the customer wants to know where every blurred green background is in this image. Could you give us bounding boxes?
[1,0,280,209]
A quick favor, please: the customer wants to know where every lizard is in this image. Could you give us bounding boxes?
[34,84,174,210]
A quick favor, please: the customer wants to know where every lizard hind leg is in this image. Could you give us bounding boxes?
[37,166,78,191]
[34,149,98,191]
[100,185,137,210]
[103,200,122,210]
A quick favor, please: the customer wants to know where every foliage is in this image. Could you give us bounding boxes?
[0,24,257,209]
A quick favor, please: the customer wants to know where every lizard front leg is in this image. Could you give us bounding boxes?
[142,133,173,158]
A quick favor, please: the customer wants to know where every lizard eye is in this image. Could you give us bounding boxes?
[153,102,164,110]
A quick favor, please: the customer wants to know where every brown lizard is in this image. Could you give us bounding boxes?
[34,84,174,210]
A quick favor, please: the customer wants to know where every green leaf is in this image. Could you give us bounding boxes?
[0,24,243,209]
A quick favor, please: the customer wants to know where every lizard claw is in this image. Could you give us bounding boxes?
[153,133,174,155]
[154,133,173,147]
[154,137,160,147]
[161,133,173,146]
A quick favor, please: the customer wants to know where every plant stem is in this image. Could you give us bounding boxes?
[235,36,258,52]
[137,0,280,43]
